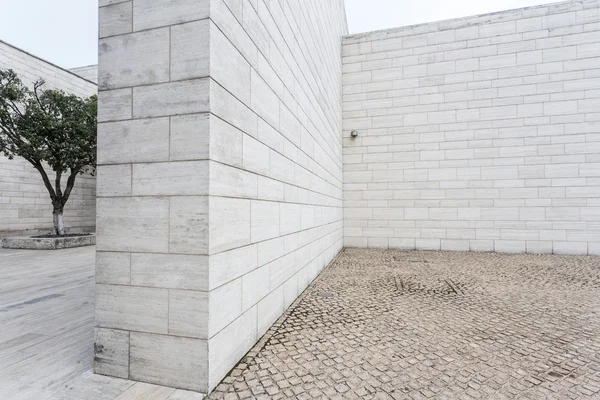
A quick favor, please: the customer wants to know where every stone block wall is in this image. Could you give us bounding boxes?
[205,0,346,390]
[95,0,211,390]
[342,0,600,255]
[70,65,99,83]
[0,40,97,237]
[95,0,346,393]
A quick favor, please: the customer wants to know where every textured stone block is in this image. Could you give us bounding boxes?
[99,1,132,38]
[96,251,130,285]
[131,254,208,290]
[209,245,258,290]
[130,332,208,392]
[209,197,251,254]
[209,279,242,336]
[268,151,294,184]
[94,328,129,379]
[210,21,251,105]
[269,252,296,290]
[97,164,131,197]
[279,203,301,235]
[96,284,169,333]
[132,161,209,196]
[251,200,280,242]
[257,286,284,337]
[241,264,270,311]
[171,20,210,81]
[97,118,169,164]
[283,274,298,309]
[169,290,209,338]
[211,0,257,67]
[133,0,210,31]
[208,307,257,390]
[250,69,280,128]
[210,80,257,137]
[133,78,210,118]
[170,113,210,161]
[257,176,284,202]
[98,88,132,122]
[209,162,257,198]
[99,28,169,89]
[243,134,270,175]
[242,0,270,56]
[209,115,243,167]
[96,197,169,253]
[169,196,209,255]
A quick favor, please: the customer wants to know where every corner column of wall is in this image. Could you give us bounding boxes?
[95,0,210,393]
[96,0,348,394]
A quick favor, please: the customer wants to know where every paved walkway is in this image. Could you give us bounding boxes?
[1,247,600,399]
[0,247,203,400]
[209,248,600,400]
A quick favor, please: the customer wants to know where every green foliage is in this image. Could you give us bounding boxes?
[0,69,97,234]
[0,69,97,173]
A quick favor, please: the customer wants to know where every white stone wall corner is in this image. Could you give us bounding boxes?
[96,0,347,394]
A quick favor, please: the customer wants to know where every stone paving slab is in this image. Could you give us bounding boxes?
[0,247,202,400]
[208,248,600,400]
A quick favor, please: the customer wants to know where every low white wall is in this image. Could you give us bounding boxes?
[342,0,600,255]
[0,40,97,237]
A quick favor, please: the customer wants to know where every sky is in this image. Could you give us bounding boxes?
[345,0,550,34]
[0,0,552,69]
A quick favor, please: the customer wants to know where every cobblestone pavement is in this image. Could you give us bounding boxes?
[209,248,600,400]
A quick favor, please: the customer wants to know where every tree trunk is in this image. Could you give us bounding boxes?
[53,205,65,236]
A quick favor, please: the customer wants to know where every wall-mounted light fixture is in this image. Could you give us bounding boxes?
[351,130,359,138]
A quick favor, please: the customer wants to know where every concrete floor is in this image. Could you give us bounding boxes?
[1,246,600,399]
[0,246,203,400]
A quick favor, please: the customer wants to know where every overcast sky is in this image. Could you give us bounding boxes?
[0,0,551,69]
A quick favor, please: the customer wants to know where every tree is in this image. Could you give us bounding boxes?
[0,69,97,236]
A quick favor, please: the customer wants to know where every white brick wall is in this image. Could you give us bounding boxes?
[206,0,347,390]
[342,0,600,255]
[0,40,97,237]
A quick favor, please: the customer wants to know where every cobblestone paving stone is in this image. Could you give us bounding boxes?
[208,248,600,400]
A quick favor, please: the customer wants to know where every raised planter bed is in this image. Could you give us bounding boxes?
[1,234,95,250]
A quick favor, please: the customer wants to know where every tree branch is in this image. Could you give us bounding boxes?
[33,81,49,117]
[55,169,62,199]
[32,162,56,201]
[61,167,80,207]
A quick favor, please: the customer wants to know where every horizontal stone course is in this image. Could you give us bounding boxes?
[129,332,208,392]
[98,28,170,90]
